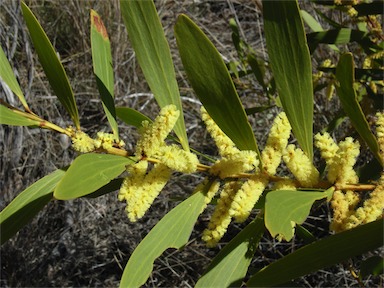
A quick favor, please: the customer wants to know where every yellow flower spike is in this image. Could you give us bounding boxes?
[71,131,96,153]
[125,163,171,222]
[118,160,148,203]
[136,105,180,157]
[314,132,338,163]
[273,179,297,190]
[344,177,384,230]
[261,112,291,175]
[376,112,384,161]
[193,178,221,213]
[209,150,258,179]
[283,144,319,187]
[315,133,359,184]
[330,190,360,232]
[330,190,350,233]
[94,131,125,150]
[230,175,268,223]
[154,144,199,173]
[202,181,240,247]
[334,138,360,185]
[200,107,239,157]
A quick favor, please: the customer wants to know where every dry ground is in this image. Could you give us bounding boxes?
[0,0,382,287]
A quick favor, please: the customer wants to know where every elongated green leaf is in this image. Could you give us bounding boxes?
[247,218,384,287]
[120,191,207,287]
[335,53,382,166]
[85,178,123,198]
[196,217,265,287]
[300,10,338,52]
[0,169,66,244]
[0,46,29,110]
[120,0,188,151]
[54,154,134,200]
[116,107,152,128]
[265,189,334,241]
[175,14,259,155]
[263,0,314,160]
[0,104,40,126]
[21,2,80,129]
[90,10,118,138]
[307,29,370,45]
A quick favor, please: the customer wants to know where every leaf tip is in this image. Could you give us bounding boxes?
[91,10,108,40]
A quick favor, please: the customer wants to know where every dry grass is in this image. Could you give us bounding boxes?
[0,1,382,287]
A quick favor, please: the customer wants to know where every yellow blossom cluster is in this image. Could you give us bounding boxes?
[344,184,384,230]
[200,107,239,157]
[69,126,124,153]
[71,130,96,153]
[261,112,291,175]
[198,108,270,246]
[135,105,199,173]
[202,181,240,247]
[329,190,360,232]
[315,133,359,185]
[318,114,384,233]
[230,175,268,223]
[200,107,259,178]
[94,132,125,150]
[283,144,319,187]
[118,161,171,222]
[119,105,199,221]
[376,112,384,161]
[272,178,297,190]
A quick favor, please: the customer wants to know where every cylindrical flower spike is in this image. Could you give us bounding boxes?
[315,133,360,185]
[200,107,239,157]
[343,177,384,230]
[376,112,384,162]
[135,105,180,158]
[202,181,240,247]
[330,190,360,233]
[209,150,258,179]
[261,112,291,175]
[193,177,221,213]
[71,131,96,153]
[154,144,199,173]
[273,178,297,190]
[333,138,360,185]
[230,175,268,223]
[118,160,148,203]
[94,131,125,150]
[283,144,319,187]
[120,162,171,222]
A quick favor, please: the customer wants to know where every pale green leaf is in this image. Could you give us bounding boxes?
[116,107,152,128]
[120,0,189,151]
[0,104,40,126]
[265,188,334,241]
[54,154,134,200]
[21,2,80,129]
[247,219,384,287]
[0,169,66,244]
[91,10,119,138]
[196,217,265,287]
[0,46,29,110]
[175,14,259,156]
[300,10,339,51]
[335,53,382,166]
[263,0,314,160]
[119,190,206,288]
